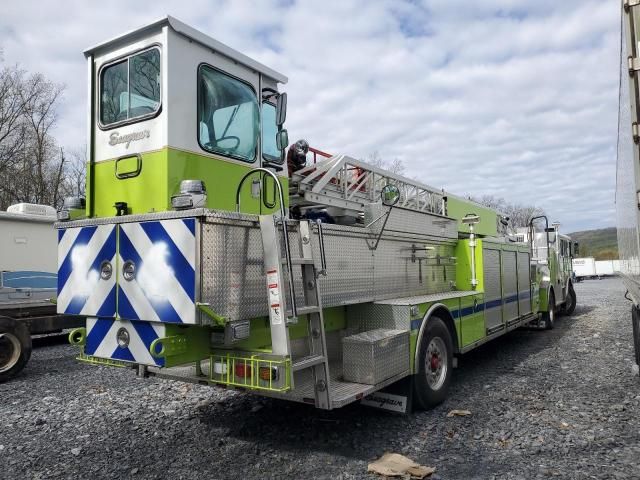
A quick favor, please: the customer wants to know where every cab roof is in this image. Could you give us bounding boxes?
[83,15,288,84]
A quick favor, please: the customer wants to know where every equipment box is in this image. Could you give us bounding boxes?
[342,329,409,385]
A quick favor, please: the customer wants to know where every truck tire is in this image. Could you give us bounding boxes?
[632,306,640,367]
[414,316,453,409]
[542,291,556,330]
[0,316,32,383]
[562,285,576,316]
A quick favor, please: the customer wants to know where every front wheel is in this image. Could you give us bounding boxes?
[542,291,556,330]
[414,316,453,409]
[0,317,32,383]
[562,285,576,316]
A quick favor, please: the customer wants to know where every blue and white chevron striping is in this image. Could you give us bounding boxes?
[57,225,117,317]
[85,317,165,366]
[118,218,196,324]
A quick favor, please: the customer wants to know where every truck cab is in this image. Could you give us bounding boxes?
[84,16,288,219]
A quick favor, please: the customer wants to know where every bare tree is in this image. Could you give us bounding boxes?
[471,194,546,228]
[361,151,405,176]
[0,62,66,209]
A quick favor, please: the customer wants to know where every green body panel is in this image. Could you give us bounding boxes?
[446,196,497,237]
[539,285,549,312]
[455,238,484,291]
[88,147,287,218]
[459,294,485,346]
[159,324,211,367]
[226,307,346,352]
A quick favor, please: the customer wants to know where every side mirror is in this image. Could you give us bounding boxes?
[276,129,289,151]
[276,92,287,126]
[573,242,579,255]
[381,184,400,207]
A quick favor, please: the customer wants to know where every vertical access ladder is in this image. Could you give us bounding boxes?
[259,216,332,409]
[236,167,332,409]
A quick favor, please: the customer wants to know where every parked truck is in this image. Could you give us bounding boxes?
[573,257,596,281]
[595,260,619,278]
[0,203,82,382]
[59,16,576,411]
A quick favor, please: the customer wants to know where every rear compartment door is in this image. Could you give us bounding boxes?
[57,224,117,316]
[117,218,197,324]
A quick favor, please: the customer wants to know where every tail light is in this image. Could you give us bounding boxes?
[259,366,279,381]
[235,363,252,378]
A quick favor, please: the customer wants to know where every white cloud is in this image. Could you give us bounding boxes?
[0,0,619,231]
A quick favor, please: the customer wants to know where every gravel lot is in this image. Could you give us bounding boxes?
[1,277,639,480]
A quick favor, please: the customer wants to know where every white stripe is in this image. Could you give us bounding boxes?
[80,253,117,315]
[93,320,120,358]
[126,322,157,365]
[124,222,195,323]
[118,255,161,322]
[58,227,81,268]
[58,225,115,312]
[161,219,196,267]
[86,317,98,335]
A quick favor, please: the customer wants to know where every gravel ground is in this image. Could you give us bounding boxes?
[1,277,639,480]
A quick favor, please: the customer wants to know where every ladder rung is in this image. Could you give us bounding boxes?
[281,257,314,265]
[292,355,326,372]
[289,305,321,316]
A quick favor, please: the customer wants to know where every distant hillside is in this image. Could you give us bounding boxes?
[568,227,618,260]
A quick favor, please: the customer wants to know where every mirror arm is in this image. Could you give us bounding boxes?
[367,206,393,251]
[365,211,389,229]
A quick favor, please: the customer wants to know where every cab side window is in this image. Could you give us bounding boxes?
[100,48,161,127]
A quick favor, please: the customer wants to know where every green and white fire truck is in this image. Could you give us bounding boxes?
[59,16,575,411]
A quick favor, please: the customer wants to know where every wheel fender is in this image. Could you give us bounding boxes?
[414,303,458,370]
[547,286,555,310]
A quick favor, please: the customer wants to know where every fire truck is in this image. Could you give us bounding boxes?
[59,16,575,411]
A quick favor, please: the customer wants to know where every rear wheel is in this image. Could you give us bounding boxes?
[0,317,31,383]
[414,316,453,409]
[543,291,556,330]
[562,285,576,315]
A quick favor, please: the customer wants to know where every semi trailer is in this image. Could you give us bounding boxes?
[0,203,82,382]
[573,257,596,281]
[617,0,640,370]
[59,16,576,411]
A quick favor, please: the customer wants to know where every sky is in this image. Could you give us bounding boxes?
[0,0,620,232]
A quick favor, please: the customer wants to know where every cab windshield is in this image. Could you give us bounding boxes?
[198,65,259,162]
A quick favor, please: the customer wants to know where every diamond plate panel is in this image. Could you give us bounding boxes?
[483,248,502,330]
[502,250,518,322]
[517,251,531,314]
[342,329,409,384]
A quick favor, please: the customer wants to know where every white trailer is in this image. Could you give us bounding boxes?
[595,260,617,278]
[0,204,83,382]
[572,257,596,281]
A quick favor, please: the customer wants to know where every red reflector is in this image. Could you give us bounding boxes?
[235,363,252,378]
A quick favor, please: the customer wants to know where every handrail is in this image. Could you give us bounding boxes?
[308,146,332,165]
[235,168,297,318]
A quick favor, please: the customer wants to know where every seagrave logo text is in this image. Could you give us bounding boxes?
[109,130,150,148]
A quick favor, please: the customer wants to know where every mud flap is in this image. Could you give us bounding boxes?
[360,376,415,414]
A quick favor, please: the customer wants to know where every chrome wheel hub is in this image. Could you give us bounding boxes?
[425,336,447,390]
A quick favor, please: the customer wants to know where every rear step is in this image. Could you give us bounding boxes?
[292,355,326,372]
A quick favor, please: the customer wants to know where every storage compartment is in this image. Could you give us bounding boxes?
[342,328,409,385]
